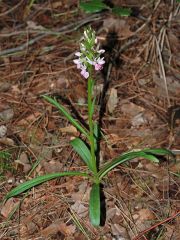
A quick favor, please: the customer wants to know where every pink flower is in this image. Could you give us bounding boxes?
[95,63,103,71]
[73,28,105,77]
[94,57,105,71]
[81,67,89,79]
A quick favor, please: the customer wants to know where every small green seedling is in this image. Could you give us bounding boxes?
[5,27,173,226]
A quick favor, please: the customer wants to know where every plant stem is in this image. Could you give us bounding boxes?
[87,67,97,175]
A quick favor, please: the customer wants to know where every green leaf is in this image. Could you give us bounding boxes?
[89,183,100,226]
[43,95,89,139]
[143,148,174,156]
[70,137,93,171]
[5,171,89,200]
[176,0,180,3]
[112,7,132,16]
[93,122,99,152]
[170,171,180,178]
[98,151,162,180]
[0,151,10,159]
[90,97,96,120]
[80,0,109,13]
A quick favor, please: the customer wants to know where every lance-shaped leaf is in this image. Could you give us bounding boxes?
[43,95,89,139]
[70,137,93,172]
[89,183,100,226]
[98,150,165,180]
[142,148,174,156]
[5,171,89,200]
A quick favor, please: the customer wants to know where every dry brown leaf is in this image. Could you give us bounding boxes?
[43,160,63,173]
[0,82,11,92]
[107,88,118,114]
[0,108,14,121]
[59,125,78,135]
[103,18,133,39]
[71,201,88,218]
[15,152,31,173]
[0,125,7,138]
[51,1,63,8]
[71,182,90,202]
[137,208,155,221]
[17,112,41,126]
[26,21,44,30]
[120,101,144,117]
[1,198,19,218]
[111,224,130,240]
[0,137,15,146]
[41,220,76,237]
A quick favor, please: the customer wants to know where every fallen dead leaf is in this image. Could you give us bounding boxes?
[120,101,144,117]
[59,125,78,135]
[43,160,63,173]
[1,198,19,218]
[107,88,118,114]
[0,137,15,146]
[41,220,76,237]
[111,224,130,240]
[15,151,31,173]
[103,18,133,39]
[71,182,90,202]
[0,108,14,121]
[71,201,88,218]
[0,125,7,138]
[133,208,156,232]
[27,21,44,30]
[0,82,11,92]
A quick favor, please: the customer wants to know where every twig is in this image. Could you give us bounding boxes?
[0,13,102,57]
[0,0,24,17]
[133,210,180,240]
[155,36,171,107]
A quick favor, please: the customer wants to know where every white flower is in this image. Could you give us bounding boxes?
[96,57,105,65]
[84,30,88,39]
[97,49,105,54]
[80,43,86,51]
[75,52,81,57]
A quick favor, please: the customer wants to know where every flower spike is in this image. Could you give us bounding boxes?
[74,27,105,78]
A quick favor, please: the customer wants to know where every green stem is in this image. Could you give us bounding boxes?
[87,67,97,175]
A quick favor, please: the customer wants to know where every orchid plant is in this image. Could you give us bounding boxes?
[5,27,172,226]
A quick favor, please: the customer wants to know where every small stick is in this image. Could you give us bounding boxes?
[133,210,180,240]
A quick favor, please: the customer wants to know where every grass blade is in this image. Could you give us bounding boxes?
[5,171,89,200]
[89,183,100,226]
[43,95,89,138]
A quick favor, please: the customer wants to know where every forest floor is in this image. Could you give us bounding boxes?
[0,1,180,239]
